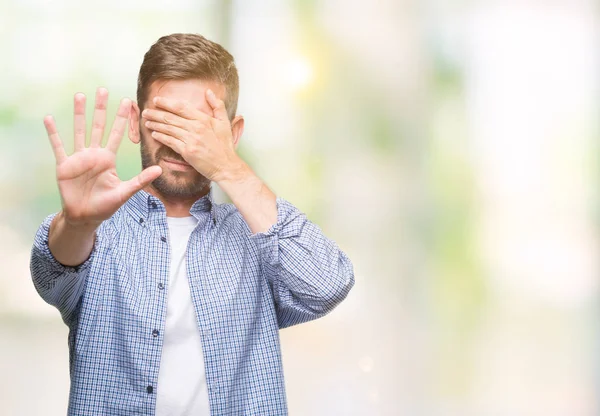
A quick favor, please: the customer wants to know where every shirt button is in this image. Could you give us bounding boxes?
[151,202,157,209]
[158,283,164,290]
[160,236,167,243]
[146,385,153,394]
[139,218,144,224]
[152,329,159,337]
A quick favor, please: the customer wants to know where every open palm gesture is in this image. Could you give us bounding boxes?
[44,88,162,227]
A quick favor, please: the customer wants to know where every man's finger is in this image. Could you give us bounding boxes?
[90,87,108,147]
[206,89,229,121]
[119,165,162,201]
[44,115,68,164]
[73,93,86,151]
[152,96,207,121]
[144,120,188,143]
[141,108,194,130]
[151,131,186,155]
[106,98,132,153]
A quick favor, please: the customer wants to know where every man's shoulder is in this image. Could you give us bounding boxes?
[214,201,242,223]
[213,201,252,235]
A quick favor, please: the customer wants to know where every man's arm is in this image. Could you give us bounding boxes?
[218,164,354,326]
[144,89,354,327]
[32,88,162,321]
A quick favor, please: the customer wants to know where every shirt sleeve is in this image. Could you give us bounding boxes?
[250,198,355,328]
[30,213,96,324]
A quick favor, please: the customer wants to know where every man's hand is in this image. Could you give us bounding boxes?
[141,88,277,234]
[45,88,162,228]
[44,88,162,266]
[141,89,248,183]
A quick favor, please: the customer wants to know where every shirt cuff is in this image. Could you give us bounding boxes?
[249,197,304,264]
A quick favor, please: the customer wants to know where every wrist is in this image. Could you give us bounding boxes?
[216,165,266,204]
[58,210,101,233]
[213,158,254,185]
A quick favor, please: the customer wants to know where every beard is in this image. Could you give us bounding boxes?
[140,133,210,199]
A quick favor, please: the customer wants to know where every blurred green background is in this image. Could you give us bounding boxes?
[1,0,599,415]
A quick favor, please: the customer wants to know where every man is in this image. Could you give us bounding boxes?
[30,33,354,415]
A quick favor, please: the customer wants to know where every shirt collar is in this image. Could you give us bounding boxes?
[127,188,218,224]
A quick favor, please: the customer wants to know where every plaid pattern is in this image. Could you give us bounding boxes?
[30,189,354,415]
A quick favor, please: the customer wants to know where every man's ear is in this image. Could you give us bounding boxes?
[230,115,245,149]
[129,101,142,144]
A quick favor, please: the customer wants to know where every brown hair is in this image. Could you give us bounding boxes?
[137,33,239,119]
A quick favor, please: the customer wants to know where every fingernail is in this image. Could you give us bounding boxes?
[207,89,214,97]
[153,97,159,104]
[145,121,151,127]
[142,110,148,117]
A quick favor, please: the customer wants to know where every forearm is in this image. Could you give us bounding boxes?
[217,162,277,234]
[48,211,98,267]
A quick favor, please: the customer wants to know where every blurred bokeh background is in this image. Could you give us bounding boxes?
[1,0,599,415]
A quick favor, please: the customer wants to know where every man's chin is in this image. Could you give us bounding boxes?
[150,174,210,199]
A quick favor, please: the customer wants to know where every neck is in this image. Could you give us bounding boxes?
[144,185,210,217]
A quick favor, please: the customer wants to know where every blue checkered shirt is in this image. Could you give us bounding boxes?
[30,190,354,415]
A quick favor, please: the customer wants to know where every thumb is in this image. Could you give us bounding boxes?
[206,89,229,121]
[119,165,162,200]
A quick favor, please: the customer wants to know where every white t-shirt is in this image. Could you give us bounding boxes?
[156,216,210,416]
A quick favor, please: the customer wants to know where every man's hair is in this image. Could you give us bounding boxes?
[137,33,239,120]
